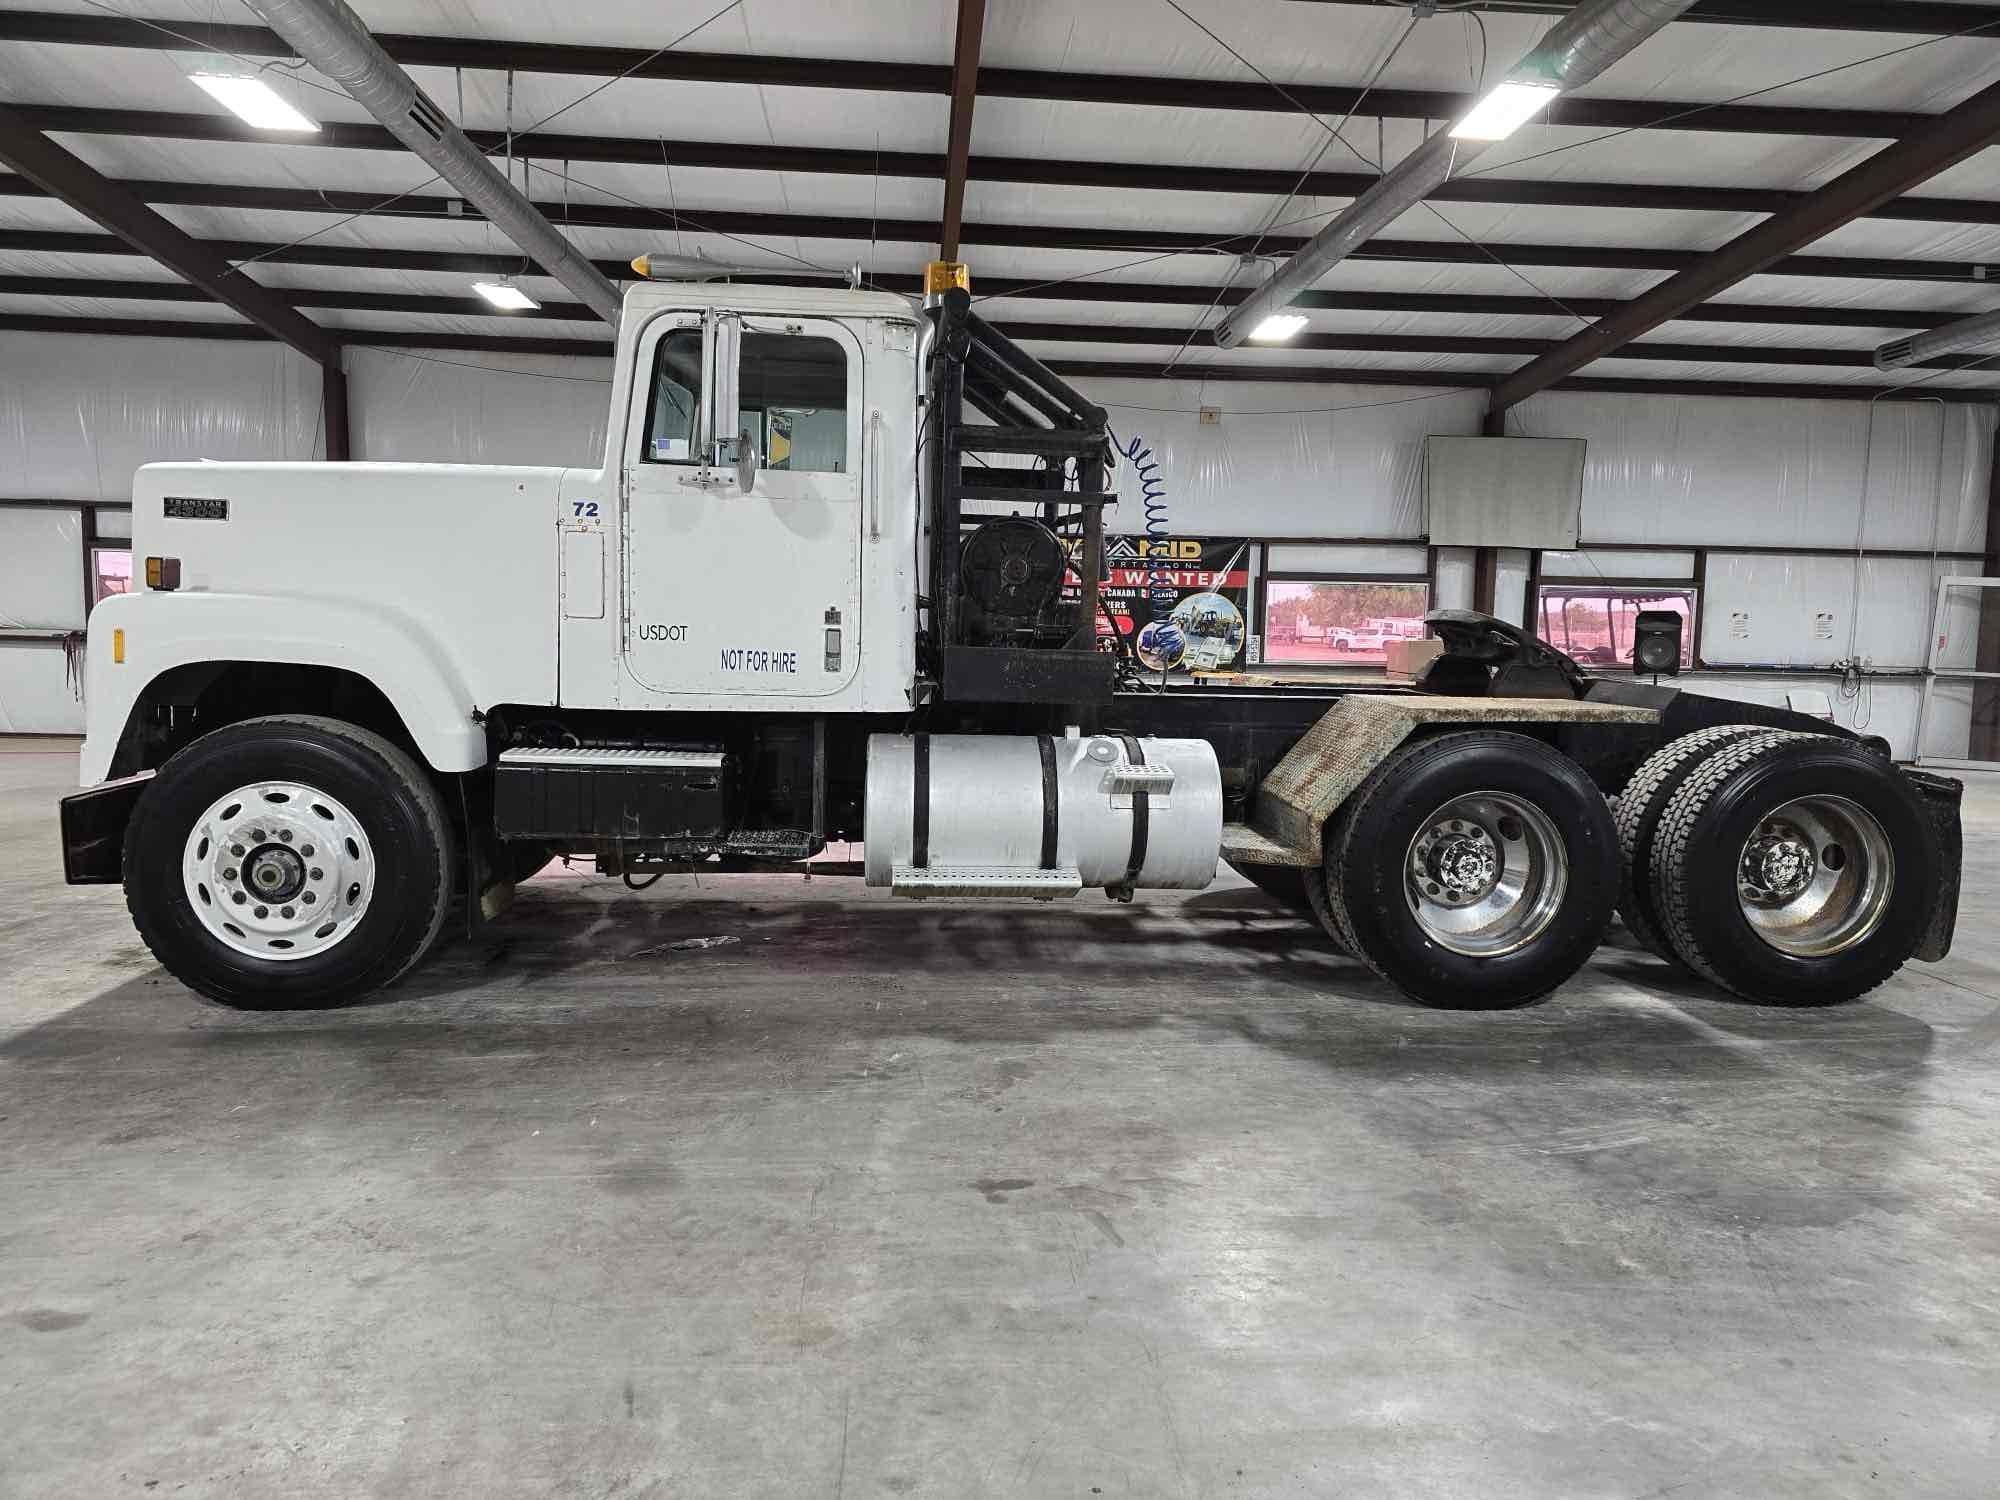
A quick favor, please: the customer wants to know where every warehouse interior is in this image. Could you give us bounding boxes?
[4,0,2000,1494]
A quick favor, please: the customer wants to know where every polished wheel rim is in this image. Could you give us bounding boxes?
[1735,795,1893,957]
[1404,791,1568,957]
[181,781,375,962]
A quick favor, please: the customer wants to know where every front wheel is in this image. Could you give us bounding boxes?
[123,715,455,1008]
[1318,731,1619,1008]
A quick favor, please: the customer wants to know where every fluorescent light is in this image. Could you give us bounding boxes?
[188,72,318,133]
[472,282,540,311]
[1249,313,1308,343]
[1450,80,1560,142]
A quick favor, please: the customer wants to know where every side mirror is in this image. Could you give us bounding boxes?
[735,430,758,494]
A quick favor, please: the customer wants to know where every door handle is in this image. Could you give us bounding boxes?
[868,409,883,541]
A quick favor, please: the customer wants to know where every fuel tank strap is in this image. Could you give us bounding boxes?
[1037,735,1059,871]
[912,734,930,869]
[1118,735,1149,887]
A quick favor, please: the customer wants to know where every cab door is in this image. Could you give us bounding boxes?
[620,309,865,700]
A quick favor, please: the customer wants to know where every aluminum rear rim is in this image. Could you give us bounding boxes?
[1404,791,1568,958]
[1735,795,1894,958]
[181,781,375,962]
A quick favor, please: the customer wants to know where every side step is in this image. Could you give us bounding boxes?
[891,863,1083,899]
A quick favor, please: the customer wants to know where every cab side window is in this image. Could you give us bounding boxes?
[641,327,702,464]
[740,332,847,474]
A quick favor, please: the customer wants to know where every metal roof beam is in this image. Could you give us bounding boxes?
[939,0,985,260]
[1,272,1968,361]
[1289,0,2000,35]
[986,320,1993,369]
[3,200,2000,284]
[0,261,1966,332]
[1486,74,2000,421]
[0,11,1956,139]
[20,103,2000,227]
[0,104,338,364]
[3,310,1990,403]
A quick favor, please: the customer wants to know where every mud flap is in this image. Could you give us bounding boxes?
[1904,768,1962,962]
[59,773,152,884]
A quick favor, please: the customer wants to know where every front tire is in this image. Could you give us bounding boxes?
[124,715,455,1009]
[1319,731,1619,1008]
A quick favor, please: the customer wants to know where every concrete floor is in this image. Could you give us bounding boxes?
[3,739,1998,1499]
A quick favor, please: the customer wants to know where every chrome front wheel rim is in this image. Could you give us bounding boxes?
[1735,795,1894,958]
[181,781,376,961]
[1404,791,1569,958]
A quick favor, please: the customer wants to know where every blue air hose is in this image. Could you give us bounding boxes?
[1117,433,1175,622]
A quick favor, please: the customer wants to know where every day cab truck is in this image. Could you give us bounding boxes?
[60,262,1963,1012]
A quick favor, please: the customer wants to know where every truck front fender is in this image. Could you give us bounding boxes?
[79,591,488,786]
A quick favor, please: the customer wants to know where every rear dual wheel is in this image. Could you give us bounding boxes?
[1318,731,1620,1008]
[1642,733,1939,1005]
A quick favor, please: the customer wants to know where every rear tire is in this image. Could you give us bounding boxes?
[1651,734,1939,1005]
[1613,726,1799,961]
[1224,860,1351,952]
[1319,731,1619,1008]
[124,715,454,1009]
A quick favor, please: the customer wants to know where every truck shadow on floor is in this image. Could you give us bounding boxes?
[4,883,1940,1102]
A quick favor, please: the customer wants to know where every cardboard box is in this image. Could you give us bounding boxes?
[1384,637,1444,679]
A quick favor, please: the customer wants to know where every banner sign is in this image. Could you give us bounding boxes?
[1064,535,1251,671]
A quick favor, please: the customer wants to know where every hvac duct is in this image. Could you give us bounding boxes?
[242,0,623,326]
[1213,0,1697,350]
[1876,308,2000,370]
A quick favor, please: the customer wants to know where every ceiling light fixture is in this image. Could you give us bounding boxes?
[1249,313,1308,343]
[1450,79,1561,142]
[472,282,541,311]
[187,71,319,133]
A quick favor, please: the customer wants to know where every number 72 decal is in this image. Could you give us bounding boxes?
[571,500,601,518]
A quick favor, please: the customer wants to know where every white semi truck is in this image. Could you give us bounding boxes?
[60,264,1963,1012]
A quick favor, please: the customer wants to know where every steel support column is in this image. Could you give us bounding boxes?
[939,0,986,261]
[321,355,351,461]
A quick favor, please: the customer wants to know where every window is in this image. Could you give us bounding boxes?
[90,547,131,609]
[641,328,702,464]
[1263,580,1430,665]
[640,325,849,474]
[740,330,847,474]
[1537,586,1695,670]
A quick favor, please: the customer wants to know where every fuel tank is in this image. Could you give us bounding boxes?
[864,732,1223,895]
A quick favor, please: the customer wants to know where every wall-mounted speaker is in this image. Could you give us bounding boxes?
[1633,610,1683,676]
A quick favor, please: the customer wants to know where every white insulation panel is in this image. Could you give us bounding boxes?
[348,349,615,468]
[0,641,84,734]
[0,507,84,631]
[1701,553,1958,671]
[0,334,327,499]
[1510,392,1995,552]
[0,341,1990,760]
